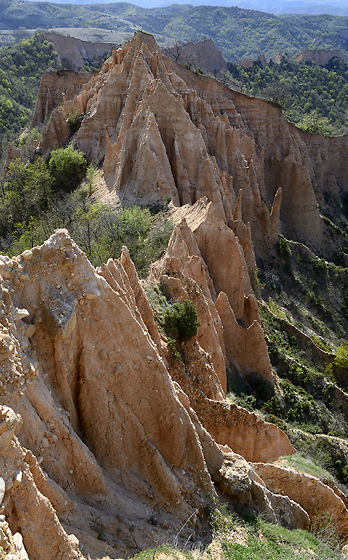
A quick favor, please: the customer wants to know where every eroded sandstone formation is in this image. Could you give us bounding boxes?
[164,39,227,74]
[32,71,92,127]
[293,49,345,66]
[0,230,312,559]
[2,30,348,559]
[39,32,116,72]
[39,31,348,259]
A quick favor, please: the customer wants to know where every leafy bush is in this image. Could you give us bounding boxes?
[312,336,332,353]
[233,393,257,412]
[227,53,348,136]
[333,341,348,369]
[3,157,54,228]
[0,154,173,275]
[166,337,181,361]
[67,107,82,134]
[48,146,87,191]
[277,235,292,258]
[0,34,58,141]
[164,299,200,343]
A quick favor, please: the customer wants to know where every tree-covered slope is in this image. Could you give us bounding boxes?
[0,33,58,135]
[1,1,348,61]
[0,34,58,134]
[226,55,348,136]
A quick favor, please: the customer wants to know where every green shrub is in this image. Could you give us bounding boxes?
[67,107,83,134]
[277,235,292,258]
[166,337,181,361]
[3,156,54,227]
[334,341,348,369]
[312,336,332,353]
[164,299,200,343]
[48,146,87,192]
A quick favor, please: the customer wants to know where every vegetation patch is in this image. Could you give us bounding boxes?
[226,55,348,136]
[164,300,200,343]
[0,33,58,141]
[129,500,345,559]
[0,153,174,276]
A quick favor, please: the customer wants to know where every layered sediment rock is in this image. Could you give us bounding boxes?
[40,31,348,258]
[39,32,115,72]
[2,30,348,558]
[164,38,227,73]
[253,463,348,540]
[32,71,92,127]
[294,49,345,65]
[0,230,312,558]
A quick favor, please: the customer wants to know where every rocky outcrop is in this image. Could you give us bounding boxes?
[294,49,345,66]
[4,30,348,557]
[39,32,116,71]
[39,31,346,260]
[238,54,268,68]
[253,463,348,540]
[150,199,273,385]
[4,144,23,172]
[32,71,92,127]
[0,229,304,559]
[164,39,227,73]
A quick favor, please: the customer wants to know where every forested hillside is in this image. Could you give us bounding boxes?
[227,55,348,136]
[1,0,348,60]
[0,34,58,134]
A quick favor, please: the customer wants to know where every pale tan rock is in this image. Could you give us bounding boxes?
[39,32,115,72]
[173,200,253,320]
[0,334,15,362]
[160,201,271,383]
[195,396,295,463]
[3,29,347,555]
[40,106,70,156]
[189,408,307,529]
[38,31,347,257]
[120,246,162,348]
[8,461,79,560]
[32,71,92,127]
[294,49,344,65]
[250,479,310,530]
[4,145,22,173]
[253,462,348,540]
[0,230,225,557]
[164,38,227,73]
[215,291,273,381]
[0,407,21,455]
[238,54,268,68]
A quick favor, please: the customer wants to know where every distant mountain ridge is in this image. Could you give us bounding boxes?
[18,0,348,15]
[1,1,348,61]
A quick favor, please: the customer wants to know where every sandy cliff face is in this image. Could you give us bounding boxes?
[40,31,348,259]
[0,230,310,559]
[39,32,116,72]
[2,30,348,559]
[32,71,92,128]
[164,39,227,74]
[294,49,345,66]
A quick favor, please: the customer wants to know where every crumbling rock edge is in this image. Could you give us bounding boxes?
[2,29,348,559]
[0,228,344,559]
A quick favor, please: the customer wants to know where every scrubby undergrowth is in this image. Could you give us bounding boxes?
[227,221,348,495]
[129,501,345,559]
[0,148,174,276]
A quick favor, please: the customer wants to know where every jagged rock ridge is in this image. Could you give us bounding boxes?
[2,31,348,559]
[164,38,227,73]
[40,32,348,260]
[39,32,117,71]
